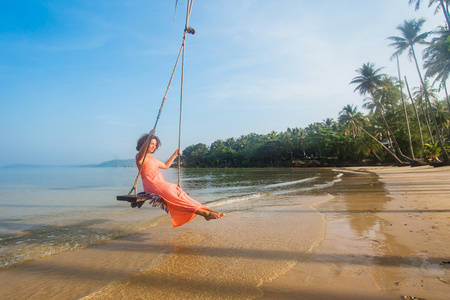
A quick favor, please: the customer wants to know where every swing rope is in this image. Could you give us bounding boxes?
[178,0,194,186]
[126,0,195,197]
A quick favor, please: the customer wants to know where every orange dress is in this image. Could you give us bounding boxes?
[139,155,206,227]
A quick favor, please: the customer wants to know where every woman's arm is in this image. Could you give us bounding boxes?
[136,129,155,167]
[157,148,181,169]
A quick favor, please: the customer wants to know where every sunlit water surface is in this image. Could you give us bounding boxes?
[0,167,342,270]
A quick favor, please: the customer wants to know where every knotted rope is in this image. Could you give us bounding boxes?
[128,0,195,197]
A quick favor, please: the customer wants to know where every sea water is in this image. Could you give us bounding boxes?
[0,167,342,270]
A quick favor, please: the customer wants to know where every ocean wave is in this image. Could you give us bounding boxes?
[204,192,270,208]
[272,173,343,195]
[306,172,343,190]
[264,177,315,189]
[191,177,316,197]
[204,174,342,206]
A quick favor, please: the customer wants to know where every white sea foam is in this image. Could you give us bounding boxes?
[264,177,315,188]
[205,192,270,208]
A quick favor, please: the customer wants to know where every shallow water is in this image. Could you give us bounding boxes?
[0,167,340,271]
[0,167,346,299]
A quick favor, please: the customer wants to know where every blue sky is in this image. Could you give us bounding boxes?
[0,0,445,166]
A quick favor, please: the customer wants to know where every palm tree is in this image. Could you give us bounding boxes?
[338,104,403,164]
[350,62,385,95]
[322,118,335,127]
[362,96,377,113]
[445,84,450,113]
[423,26,450,118]
[350,62,412,162]
[405,76,427,159]
[424,142,442,162]
[409,0,450,29]
[413,79,438,142]
[375,76,402,110]
[305,123,323,158]
[281,130,294,160]
[388,18,450,161]
[433,99,450,135]
[387,19,429,82]
[292,127,307,158]
[357,134,383,162]
[423,26,450,99]
[394,54,415,159]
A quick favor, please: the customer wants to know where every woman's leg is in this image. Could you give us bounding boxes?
[195,207,225,221]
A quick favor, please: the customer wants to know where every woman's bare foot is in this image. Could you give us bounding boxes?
[196,208,225,221]
[204,211,225,221]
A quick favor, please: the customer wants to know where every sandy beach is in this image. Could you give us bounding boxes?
[0,166,449,299]
[262,165,450,299]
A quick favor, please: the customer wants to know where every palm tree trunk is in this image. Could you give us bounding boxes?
[411,44,450,162]
[405,76,426,160]
[371,149,382,162]
[419,96,435,143]
[372,94,414,163]
[411,45,450,161]
[360,127,404,164]
[444,82,450,113]
[396,55,415,159]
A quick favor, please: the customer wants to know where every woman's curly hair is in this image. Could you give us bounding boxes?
[136,134,161,151]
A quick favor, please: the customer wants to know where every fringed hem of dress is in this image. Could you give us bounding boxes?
[137,192,169,213]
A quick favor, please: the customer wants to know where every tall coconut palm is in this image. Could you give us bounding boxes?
[422,26,450,130]
[387,19,429,81]
[423,27,450,100]
[413,79,438,142]
[405,76,427,159]
[409,0,450,29]
[445,83,450,113]
[350,62,412,162]
[433,99,450,135]
[350,62,385,95]
[374,76,407,154]
[394,54,415,159]
[338,104,403,164]
[388,18,450,161]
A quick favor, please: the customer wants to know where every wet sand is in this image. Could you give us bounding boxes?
[0,193,329,299]
[261,165,450,299]
[0,166,449,299]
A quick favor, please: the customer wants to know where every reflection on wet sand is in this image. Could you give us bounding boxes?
[261,167,450,300]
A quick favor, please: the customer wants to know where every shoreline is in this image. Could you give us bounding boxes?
[0,166,449,299]
[260,165,450,299]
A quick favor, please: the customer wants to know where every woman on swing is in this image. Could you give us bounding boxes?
[136,129,225,227]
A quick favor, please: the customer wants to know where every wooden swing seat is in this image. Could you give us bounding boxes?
[116,194,152,202]
[117,192,169,212]
[117,194,155,208]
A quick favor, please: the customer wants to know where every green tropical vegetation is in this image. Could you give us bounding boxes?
[181,1,450,168]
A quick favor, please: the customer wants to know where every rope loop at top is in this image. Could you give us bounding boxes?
[185,26,195,35]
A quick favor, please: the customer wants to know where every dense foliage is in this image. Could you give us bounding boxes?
[182,1,450,167]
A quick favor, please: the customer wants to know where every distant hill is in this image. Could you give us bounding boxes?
[2,159,135,168]
[95,159,135,167]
